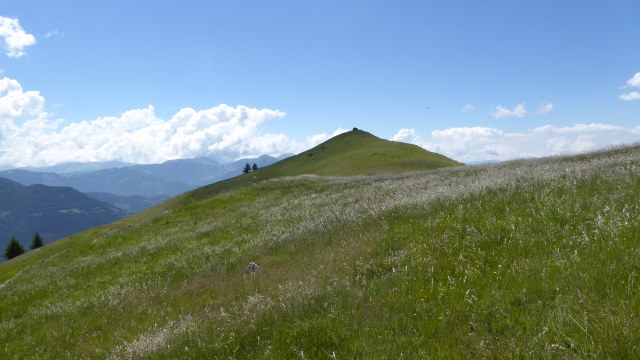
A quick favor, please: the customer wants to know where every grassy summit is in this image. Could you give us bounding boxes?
[182,129,462,202]
[268,129,462,176]
[1,135,639,358]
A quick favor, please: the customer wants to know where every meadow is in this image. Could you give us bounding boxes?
[1,143,639,358]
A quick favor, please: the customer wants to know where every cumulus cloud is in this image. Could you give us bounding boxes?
[627,72,640,88]
[619,92,640,101]
[491,103,527,119]
[0,77,339,167]
[392,124,640,163]
[620,72,640,101]
[392,128,421,142]
[462,104,475,113]
[0,77,45,119]
[536,102,553,115]
[0,16,36,58]
[0,104,297,167]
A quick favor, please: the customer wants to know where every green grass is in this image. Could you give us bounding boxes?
[179,129,462,202]
[275,129,462,176]
[1,142,639,358]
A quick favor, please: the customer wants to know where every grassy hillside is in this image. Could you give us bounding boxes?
[1,142,639,358]
[268,129,462,176]
[180,129,462,202]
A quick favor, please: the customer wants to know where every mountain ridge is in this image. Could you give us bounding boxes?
[0,177,128,252]
[0,154,288,197]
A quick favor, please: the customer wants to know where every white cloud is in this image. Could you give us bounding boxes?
[0,77,328,167]
[462,104,475,113]
[536,102,553,115]
[392,124,640,163]
[44,30,63,39]
[0,77,360,168]
[627,72,640,88]
[491,103,527,119]
[0,103,293,167]
[620,72,640,101]
[0,77,45,119]
[0,16,36,58]
[619,91,640,101]
[391,128,421,142]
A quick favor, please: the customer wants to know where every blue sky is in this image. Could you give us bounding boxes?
[0,0,639,167]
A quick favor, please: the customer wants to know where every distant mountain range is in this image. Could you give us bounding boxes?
[0,177,128,253]
[0,167,192,199]
[0,154,291,198]
[20,160,133,174]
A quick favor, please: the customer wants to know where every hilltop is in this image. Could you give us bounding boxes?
[182,129,462,201]
[264,129,462,176]
[0,133,638,358]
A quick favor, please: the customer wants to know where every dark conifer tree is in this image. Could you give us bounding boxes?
[252,163,258,171]
[243,163,251,174]
[4,237,25,260]
[30,233,44,250]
